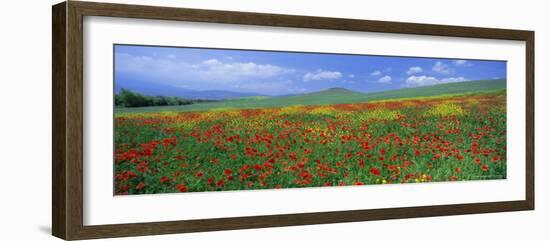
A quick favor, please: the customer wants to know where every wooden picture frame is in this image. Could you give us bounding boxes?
[52,1,534,240]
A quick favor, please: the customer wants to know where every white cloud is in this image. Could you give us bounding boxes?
[406,66,423,75]
[440,77,468,83]
[199,58,296,80]
[453,60,472,66]
[202,58,221,65]
[405,75,468,87]
[439,77,468,83]
[303,69,343,82]
[348,74,355,78]
[406,75,438,87]
[118,54,295,81]
[377,75,392,84]
[370,70,381,76]
[115,53,297,95]
[432,61,452,75]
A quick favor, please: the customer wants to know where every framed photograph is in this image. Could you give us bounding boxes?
[52,1,534,240]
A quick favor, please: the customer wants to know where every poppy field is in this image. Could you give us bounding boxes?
[114,91,506,195]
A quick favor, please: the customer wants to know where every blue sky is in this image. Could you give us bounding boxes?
[115,45,506,96]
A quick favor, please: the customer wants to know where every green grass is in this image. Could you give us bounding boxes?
[116,79,505,113]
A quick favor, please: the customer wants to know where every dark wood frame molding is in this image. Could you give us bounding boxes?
[52,1,535,240]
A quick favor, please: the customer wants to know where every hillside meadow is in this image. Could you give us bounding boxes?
[113,81,507,194]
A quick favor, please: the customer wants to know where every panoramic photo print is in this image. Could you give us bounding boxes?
[113,45,507,195]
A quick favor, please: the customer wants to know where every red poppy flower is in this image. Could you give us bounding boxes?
[119,184,129,192]
[210,157,219,164]
[370,167,381,176]
[253,164,263,171]
[135,182,145,190]
[127,171,137,179]
[175,184,188,192]
[216,179,225,187]
[224,169,233,175]
[137,161,148,172]
[481,164,489,172]
[160,176,169,184]
[474,158,482,164]
[455,167,462,173]
[195,172,203,177]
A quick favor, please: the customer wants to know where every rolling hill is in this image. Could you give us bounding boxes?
[364,79,506,100]
[116,79,506,113]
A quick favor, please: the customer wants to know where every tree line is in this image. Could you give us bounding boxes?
[115,89,216,107]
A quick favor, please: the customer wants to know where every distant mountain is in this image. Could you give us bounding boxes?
[173,89,264,100]
[317,87,359,94]
[115,79,263,100]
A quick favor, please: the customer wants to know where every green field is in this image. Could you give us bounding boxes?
[115,79,505,113]
[114,89,507,194]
